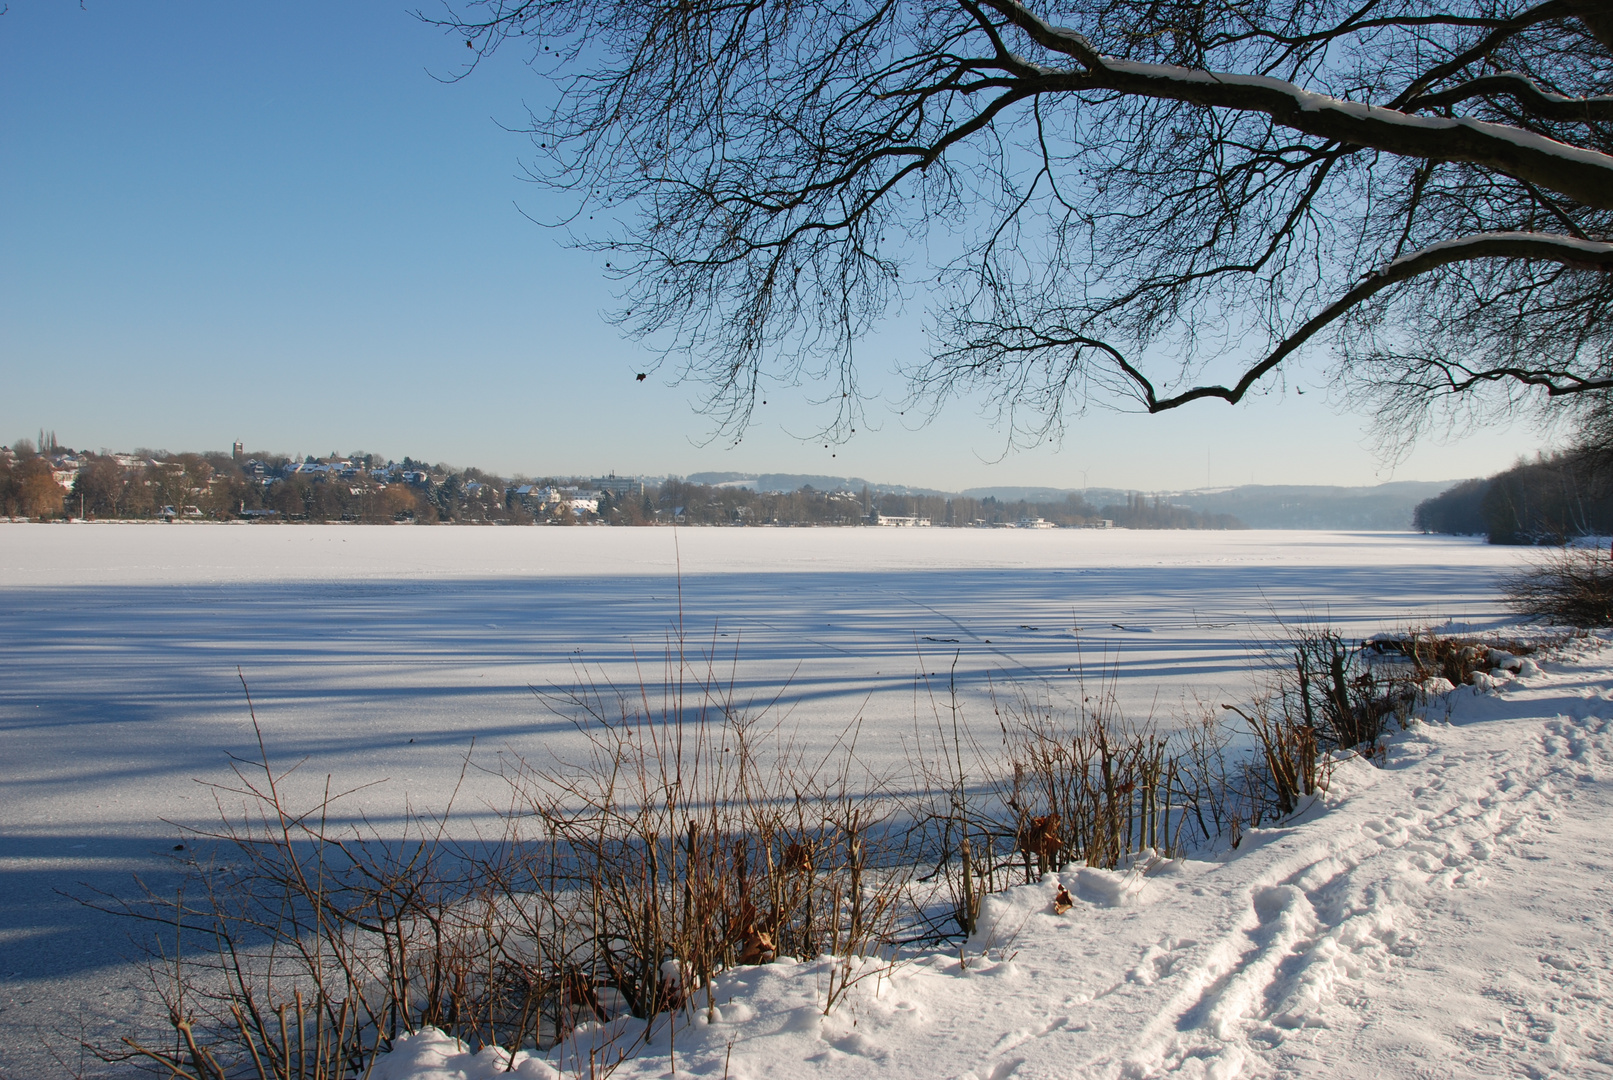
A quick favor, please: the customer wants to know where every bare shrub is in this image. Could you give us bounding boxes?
[1261,625,1452,761]
[899,662,1238,942]
[1504,547,1613,627]
[87,683,524,1079]
[1223,701,1320,817]
[1393,631,1493,687]
[996,686,1180,873]
[1366,626,1551,685]
[501,640,912,1026]
[1290,629,1403,753]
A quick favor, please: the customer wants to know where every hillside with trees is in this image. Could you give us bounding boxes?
[966,483,1449,530]
[697,472,1449,529]
[1415,453,1613,544]
[1165,482,1453,530]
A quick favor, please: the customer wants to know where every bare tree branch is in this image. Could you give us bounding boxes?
[1131,233,1613,411]
[978,0,1613,208]
[1409,72,1613,123]
[427,0,1613,450]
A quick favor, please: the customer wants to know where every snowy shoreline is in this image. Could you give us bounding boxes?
[372,634,1613,1079]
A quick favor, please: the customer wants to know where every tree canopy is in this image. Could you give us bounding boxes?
[434,0,1613,449]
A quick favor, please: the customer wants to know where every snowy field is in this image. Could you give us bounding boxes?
[0,522,1562,1076]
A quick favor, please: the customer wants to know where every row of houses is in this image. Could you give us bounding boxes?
[505,474,645,515]
[254,459,430,485]
[2,443,645,518]
[242,457,639,509]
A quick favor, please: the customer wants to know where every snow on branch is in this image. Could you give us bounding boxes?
[980,0,1613,210]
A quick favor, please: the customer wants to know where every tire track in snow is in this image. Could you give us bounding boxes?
[1111,702,1613,1079]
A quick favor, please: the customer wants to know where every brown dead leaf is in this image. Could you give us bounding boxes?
[783,842,813,874]
[1017,814,1063,862]
[738,927,776,965]
[728,898,760,941]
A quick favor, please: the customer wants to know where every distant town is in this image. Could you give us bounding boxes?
[0,434,1251,529]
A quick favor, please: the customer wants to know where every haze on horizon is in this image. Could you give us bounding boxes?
[1,2,1551,493]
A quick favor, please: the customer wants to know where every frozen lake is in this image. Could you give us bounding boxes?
[0,522,1529,1072]
[2,524,1532,823]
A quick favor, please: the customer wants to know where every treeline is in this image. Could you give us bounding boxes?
[1,437,1243,529]
[0,442,67,519]
[1415,450,1613,544]
[1096,492,1244,530]
[612,485,1240,528]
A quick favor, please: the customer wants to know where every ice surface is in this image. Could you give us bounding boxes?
[0,524,1526,825]
[0,523,1542,1076]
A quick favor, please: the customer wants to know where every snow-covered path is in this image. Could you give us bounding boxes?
[379,638,1613,1080]
[1302,699,1613,1077]
[1109,660,1613,1079]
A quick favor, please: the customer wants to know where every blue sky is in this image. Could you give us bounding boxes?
[1,2,1547,491]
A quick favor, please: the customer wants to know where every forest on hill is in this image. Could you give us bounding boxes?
[1415,451,1613,544]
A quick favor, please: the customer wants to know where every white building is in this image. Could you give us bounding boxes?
[534,486,599,515]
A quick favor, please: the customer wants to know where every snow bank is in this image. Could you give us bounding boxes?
[367,1031,561,1080]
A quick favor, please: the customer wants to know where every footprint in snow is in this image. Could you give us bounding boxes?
[956,1057,1024,1080]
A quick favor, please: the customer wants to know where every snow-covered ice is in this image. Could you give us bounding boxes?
[2,522,1591,1078]
[0,523,1527,831]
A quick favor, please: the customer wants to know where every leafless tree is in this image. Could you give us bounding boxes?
[427,0,1613,450]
